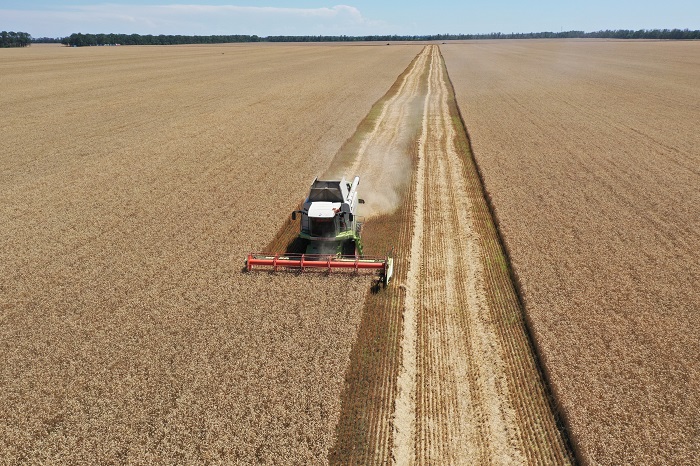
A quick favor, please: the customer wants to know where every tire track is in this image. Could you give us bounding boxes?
[392,45,573,464]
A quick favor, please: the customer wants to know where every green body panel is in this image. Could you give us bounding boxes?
[299,230,356,242]
[299,230,364,256]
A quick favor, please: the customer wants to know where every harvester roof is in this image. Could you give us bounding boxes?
[307,201,340,218]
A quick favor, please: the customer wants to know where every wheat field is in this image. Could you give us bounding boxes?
[4,39,697,465]
[443,39,700,465]
[0,43,422,463]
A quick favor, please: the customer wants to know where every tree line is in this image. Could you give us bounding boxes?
[56,33,260,46]
[1,31,31,47]
[268,29,700,41]
[27,28,700,47]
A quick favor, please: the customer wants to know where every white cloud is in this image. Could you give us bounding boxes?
[0,4,389,37]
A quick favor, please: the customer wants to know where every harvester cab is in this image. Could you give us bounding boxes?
[246,176,393,286]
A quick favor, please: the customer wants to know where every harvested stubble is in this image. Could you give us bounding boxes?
[0,43,422,463]
[326,45,573,464]
[392,45,572,465]
[329,47,429,465]
[442,39,700,465]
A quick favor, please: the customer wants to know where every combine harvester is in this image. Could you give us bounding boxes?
[246,176,393,286]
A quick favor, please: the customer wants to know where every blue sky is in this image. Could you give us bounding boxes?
[1,1,697,37]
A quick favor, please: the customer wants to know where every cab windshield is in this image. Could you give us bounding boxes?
[310,217,337,238]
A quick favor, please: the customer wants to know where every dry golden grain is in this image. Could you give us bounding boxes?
[443,39,700,465]
[0,42,422,464]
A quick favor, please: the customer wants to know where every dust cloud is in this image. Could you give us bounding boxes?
[325,139,416,219]
[322,48,430,219]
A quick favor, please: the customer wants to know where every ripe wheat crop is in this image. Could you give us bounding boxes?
[0,42,421,464]
[443,39,700,465]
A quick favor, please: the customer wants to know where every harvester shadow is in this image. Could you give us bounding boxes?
[284,237,308,254]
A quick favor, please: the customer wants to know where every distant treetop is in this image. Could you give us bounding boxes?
[1,31,32,47]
